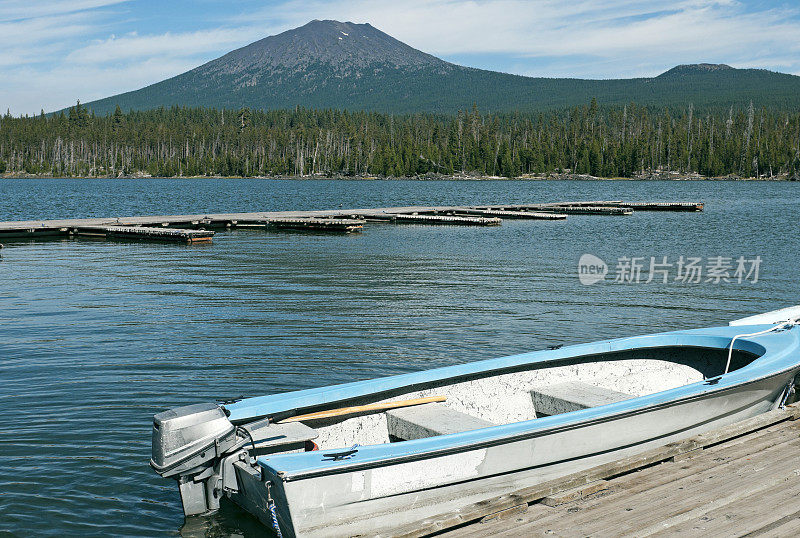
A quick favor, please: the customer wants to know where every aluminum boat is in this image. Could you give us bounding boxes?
[151,306,800,536]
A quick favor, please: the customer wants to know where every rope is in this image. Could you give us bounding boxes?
[266,482,283,538]
[268,497,283,538]
[779,384,793,409]
[725,317,800,375]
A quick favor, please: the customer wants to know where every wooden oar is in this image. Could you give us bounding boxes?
[278,395,446,423]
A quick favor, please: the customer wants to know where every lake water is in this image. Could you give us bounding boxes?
[1,178,798,536]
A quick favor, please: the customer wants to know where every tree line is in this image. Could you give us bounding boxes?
[1,100,799,179]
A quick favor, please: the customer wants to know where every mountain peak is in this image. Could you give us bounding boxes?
[303,19,373,30]
[212,19,450,76]
[292,19,375,39]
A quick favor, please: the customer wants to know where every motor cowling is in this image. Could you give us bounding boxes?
[151,403,241,515]
[151,402,237,477]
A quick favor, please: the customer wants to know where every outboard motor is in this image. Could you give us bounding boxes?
[151,401,316,519]
[151,403,240,516]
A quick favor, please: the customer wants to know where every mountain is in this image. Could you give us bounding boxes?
[81,20,800,115]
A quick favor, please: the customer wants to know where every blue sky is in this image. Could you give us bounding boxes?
[2,0,799,114]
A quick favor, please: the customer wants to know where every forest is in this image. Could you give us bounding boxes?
[1,100,799,179]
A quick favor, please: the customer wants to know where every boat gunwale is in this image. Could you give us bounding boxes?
[266,365,792,482]
[242,325,800,481]
[225,329,771,423]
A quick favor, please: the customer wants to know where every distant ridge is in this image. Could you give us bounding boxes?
[659,63,734,76]
[81,21,800,114]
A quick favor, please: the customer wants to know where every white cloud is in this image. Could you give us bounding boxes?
[0,2,273,114]
[2,58,204,114]
[0,8,116,71]
[0,0,129,21]
[234,0,799,79]
[65,27,268,64]
[252,0,800,67]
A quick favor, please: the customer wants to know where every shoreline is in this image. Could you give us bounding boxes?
[1,172,797,181]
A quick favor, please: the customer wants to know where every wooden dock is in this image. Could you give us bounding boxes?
[390,402,800,537]
[388,213,502,226]
[542,205,634,216]
[477,204,634,215]
[613,201,704,211]
[527,200,705,212]
[451,209,568,220]
[0,200,702,244]
[478,200,703,214]
[266,217,365,233]
[74,225,214,243]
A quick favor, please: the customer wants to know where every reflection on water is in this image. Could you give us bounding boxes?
[0,178,798,536]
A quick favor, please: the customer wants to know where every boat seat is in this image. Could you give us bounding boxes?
[386,403,495,441]
[242,420,318,454]
[531,381,632,417]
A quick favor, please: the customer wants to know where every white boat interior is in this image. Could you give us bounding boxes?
[274,346,757,450]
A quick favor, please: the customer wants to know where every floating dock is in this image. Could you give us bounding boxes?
[449,209,567,220]
[390,402,800,537]
[539,205,634,216]
[477,204,633,215]
[604,201,704,211]
[73,225,214,243]
[527,200,705,212]
[388,213,502,226]
[266,217,365,233]
[0,200,703,244]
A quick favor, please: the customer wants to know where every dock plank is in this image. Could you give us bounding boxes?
[437,415,800,538]
[597,420,800,496]
[452,505,553,538]
[743,508,800,537]
[391,404,800,537]
[559,437,800,536]
[648,479,800,537]
[459,423,800,536]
